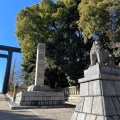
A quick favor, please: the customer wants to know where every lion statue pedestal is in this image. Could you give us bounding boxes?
[71,40,120,120]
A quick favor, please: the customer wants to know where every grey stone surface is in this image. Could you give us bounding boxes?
[114,81,120,96]
[112,97,120,115]
[67,95,80,103]
[96,116,104,120]
[32,108,75,120]
[71,112,78,120]
[80,64,120,83]
[1,94,75,120]
[83,97,93,113]
[2,94,77,120]
[84,64,120,77]
[102,81,116,96]
[76,113,86,120]
[92,97,103,115]
[75,97,84,112]
[103,97,117,116]
[113,116,120,120]
[89,80,101,96]
[72,65,120,120]
[78,74,120,83]
[27,85,51,91]
[85,114,96,120]
[84,64,100,77]
[35,43,46,86]
[80,82,89,96]
[15,91,64,106]
[105,117,113,120]
[0,109,44,120]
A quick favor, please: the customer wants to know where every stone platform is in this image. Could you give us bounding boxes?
[71,64,120,120]
[15,91,64,106]
[5,93,75,110]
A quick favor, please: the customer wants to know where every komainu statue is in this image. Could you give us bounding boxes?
[90,39,114,66]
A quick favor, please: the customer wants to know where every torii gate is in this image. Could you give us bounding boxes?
[0,45,21,94]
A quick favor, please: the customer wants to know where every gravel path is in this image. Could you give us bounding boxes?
[0,94,10,110]
[31,108,75,120]
[0,94,75,120]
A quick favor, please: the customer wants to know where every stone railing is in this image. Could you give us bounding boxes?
[63,86,79,96]
[63,86,80,103]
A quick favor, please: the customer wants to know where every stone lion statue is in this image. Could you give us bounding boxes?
[90,39,114,66]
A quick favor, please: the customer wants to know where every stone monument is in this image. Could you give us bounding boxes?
[15,43,64,106]
[27,43,51,91]
[71,40,120,120]
[35,43,45,85]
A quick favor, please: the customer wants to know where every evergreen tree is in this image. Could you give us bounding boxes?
[77,0,120,64]
[15,0,91,86]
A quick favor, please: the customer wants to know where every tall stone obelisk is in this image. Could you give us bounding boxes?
[35,43,45,85]
[28,43,51,91]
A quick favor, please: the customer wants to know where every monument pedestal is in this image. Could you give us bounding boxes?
[15,85,64,106]
[15,43,65,106]
[71,64,120,120]
[27,85,51,91]
[15,91,64,106]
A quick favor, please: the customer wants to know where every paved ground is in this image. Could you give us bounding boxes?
[0,94,75,120]
[31,108,74,120]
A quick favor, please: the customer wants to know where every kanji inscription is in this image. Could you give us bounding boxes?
[35,43,46,85]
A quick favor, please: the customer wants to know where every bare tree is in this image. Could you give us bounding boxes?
[9,58,23,86]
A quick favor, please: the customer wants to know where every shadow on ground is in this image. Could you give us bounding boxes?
[0,110,55,120]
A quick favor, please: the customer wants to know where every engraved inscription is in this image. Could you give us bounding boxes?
[39,44,45,49]
[35,43,46,85]
[38,64,44,68]
[38,61,45,65]
[38,72,44,78]
[38,67,45,71]
[39,54,44,60]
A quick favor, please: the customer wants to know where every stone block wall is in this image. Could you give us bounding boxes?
[15,91,64,106]
[72,80,120,120]
[71,65,120,120]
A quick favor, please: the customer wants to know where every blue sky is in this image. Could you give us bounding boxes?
[0,0,41,92]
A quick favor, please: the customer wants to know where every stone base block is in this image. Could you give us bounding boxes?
[71,96,120,120]
[15,91,64,106]
[84,64,120,77]
[71,112,120,120]
[71,65,120,120]
[27,85,51,91]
